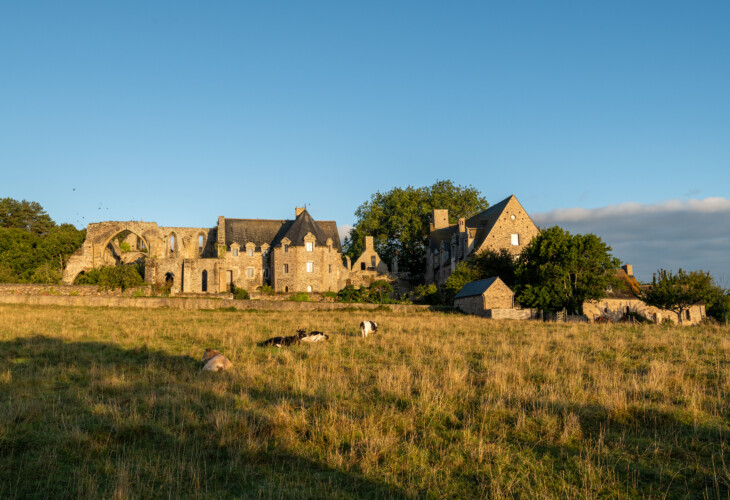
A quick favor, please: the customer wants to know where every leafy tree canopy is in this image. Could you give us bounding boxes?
[0,199,85,284]
[344,180,488,283]
[514,226,620,313]
[442,248,517,304]
[641,269,716,323]
[0,198,55,235]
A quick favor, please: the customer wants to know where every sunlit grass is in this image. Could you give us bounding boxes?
[0,304,728,498]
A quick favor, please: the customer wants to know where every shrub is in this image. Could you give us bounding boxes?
[288,292,309,302]
[74,268,101,285]
[260,285,275,295]
[412,283,442,305]
[336,284,363,303]
[97,265,144,291]
[29,262,62,284]
[233,287,250,300]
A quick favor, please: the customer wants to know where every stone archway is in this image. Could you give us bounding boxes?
[100,229,151,267]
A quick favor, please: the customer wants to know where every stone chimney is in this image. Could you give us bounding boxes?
[364,235,374,250]
[431,209,449,231]
[295,206,305,217]
[217,216,226,245]
[622,264,634,276]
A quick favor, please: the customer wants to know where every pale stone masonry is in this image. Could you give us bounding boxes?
[426,194,540,285]
[453,277,515,316]
[63,208,389,294]
[583,265,707,325]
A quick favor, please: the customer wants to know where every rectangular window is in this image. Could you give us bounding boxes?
[328,264,332,273]
[263,268,269,278]
[246,267,254,278]
[284,244,289,253]
[686,310,691,320]
[247,248,254,257]
[232,248,239,257]
[306,262,314,273]
[306,242,313,252]
[283,264,289,274]
[510,234,520,246]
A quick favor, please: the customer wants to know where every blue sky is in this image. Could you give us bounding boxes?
[1,1,728,280]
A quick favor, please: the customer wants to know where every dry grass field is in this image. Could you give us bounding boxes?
[0,303,728,499]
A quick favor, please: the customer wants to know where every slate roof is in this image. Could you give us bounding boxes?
[223,210,342,251]
[454,277,503,300]
[428,225,457,251]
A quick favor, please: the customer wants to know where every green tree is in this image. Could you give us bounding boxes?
[97,265,144,291]
[0,198,55,235]
[641,269,715,324]
[367,280,394,304]
[442,248,518,304]
[514,226,620,313]
[344,180,488,283]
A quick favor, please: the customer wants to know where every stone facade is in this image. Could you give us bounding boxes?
[63,208,388,295]
[426,195,540,285]
[583,265,707,325]
[453,277,515,316]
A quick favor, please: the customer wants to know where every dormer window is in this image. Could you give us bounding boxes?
[284,244,289,253]
[306,242,313,252]
[232,248,239,257]
[247,248,254,257]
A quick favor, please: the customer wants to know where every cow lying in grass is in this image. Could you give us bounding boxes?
[200,349,233,372]
[258,329,329,347]
[360,321,378,337]
[300,331,329,343]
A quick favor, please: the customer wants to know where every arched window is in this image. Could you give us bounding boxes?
[198,235,204,254]
[202,270,208,292]
[165,272,174,284]
[169,235,175,253]
[307,285,312,292]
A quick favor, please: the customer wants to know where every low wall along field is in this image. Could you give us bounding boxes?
[0,303,728,498]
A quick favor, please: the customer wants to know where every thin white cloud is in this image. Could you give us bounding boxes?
[532,198,730,283]
[338,224,353,245]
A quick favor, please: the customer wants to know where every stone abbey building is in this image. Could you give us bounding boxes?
[63,207,389,294]
[426,195,540,285]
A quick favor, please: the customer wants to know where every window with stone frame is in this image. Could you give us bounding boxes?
[283,264,289,274]
[510,234,520,245]
[284,244,289,253]
[246,267,255,278]
[306,242,313,252]
[232,248,239,257]
[306,262,314,273]
[247,248,254,257]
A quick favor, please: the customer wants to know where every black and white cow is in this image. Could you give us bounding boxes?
[258,330,307,348]
[300,331,329,343]
[360,321,378,337]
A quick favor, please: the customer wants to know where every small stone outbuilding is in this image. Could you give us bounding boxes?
[454,277,515,316]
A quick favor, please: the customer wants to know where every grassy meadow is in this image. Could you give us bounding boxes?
[0,304,728,499]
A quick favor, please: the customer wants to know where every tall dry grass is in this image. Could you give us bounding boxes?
[0,304,728,498]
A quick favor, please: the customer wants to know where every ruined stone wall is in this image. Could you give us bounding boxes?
[63,221,214,284]
[487,308,532,320]
[583,298,706,325]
